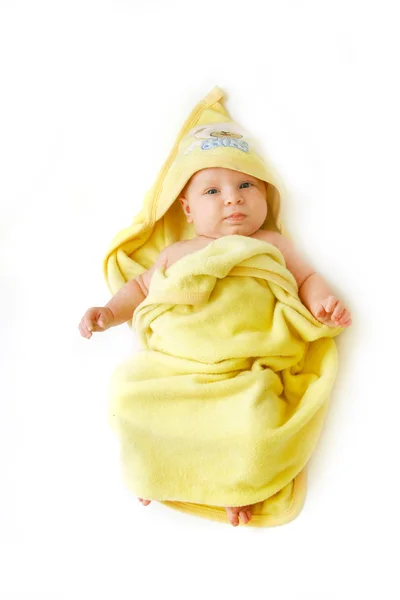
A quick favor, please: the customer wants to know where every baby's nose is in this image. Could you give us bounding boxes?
[224,191,243,204]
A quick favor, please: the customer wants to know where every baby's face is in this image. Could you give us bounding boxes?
[179,167,268,238]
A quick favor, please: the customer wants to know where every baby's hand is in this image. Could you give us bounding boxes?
[78,307,114,339]
[312,296,352,328]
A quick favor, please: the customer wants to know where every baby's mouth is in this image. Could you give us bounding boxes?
[225,213,246,221]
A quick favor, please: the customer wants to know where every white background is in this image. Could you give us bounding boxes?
[1,1,399,598]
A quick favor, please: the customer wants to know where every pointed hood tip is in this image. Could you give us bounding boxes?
[204,85,225,104]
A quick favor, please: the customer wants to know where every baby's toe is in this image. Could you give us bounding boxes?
[138,498,151,506]
[225,507,239,527]
[239,509,250,524]
[240,506,253,524]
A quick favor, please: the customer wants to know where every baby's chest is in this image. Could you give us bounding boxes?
[166,239,211,268]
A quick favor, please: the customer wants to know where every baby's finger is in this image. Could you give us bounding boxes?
[341,317,352,328]
[314,304,327,318]
[336,309,351,325]
[331,302,345,322]
[79,321,92,339]
[324,296,338,314]
[83,316,95,332]
[97,316,109,329]
[91,319,106,332]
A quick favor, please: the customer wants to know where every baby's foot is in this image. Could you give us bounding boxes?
[224,505,253,526]
[138,497,151,506]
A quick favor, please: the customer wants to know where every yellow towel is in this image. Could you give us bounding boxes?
[104,87,343,526]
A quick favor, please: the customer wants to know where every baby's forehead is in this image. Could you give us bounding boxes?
[195,167,245,178]
[187,167,260,187]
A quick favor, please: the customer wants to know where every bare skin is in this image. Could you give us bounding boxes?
[137,498,252,526]
[79,168,352,526]
[138,498,151,507]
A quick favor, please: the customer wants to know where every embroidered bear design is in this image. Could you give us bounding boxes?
[184,122,252,155]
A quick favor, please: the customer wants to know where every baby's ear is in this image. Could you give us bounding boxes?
[178,194,186,210]
[178,195,192,222]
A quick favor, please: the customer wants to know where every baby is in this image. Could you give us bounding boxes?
[79,166,352,527]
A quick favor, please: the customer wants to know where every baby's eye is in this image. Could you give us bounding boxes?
[206,188,219,195]
[240,182,252,189]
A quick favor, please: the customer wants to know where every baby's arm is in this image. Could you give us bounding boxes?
[105,248,169,324]
[79,248,169,338]
[265,232,352,328]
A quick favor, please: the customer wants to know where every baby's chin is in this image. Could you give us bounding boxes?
[220,219,261,236]
[193,216,265,238]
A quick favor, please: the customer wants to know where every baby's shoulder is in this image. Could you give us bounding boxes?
[251,230,298,262]
[251,229,284,248]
